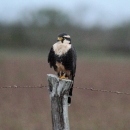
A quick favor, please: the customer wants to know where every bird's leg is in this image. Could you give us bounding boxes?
[60,72,68,79]
[58,71,62,78]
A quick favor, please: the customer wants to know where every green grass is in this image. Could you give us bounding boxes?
[78,50,130,62]
[1,48,130,63]
[0,48,48,60]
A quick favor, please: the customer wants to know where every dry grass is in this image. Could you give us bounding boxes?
[0,52,130,130]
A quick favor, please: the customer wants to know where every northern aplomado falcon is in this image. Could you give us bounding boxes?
[48,33,77,105]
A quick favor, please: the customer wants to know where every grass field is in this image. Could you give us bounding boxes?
[0,49,130,130]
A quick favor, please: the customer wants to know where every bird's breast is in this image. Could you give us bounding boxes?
[53,42,71,56]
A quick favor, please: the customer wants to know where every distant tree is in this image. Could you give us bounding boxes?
[22,8,71,28]
[10,24,30,47]
[108,26,130,53]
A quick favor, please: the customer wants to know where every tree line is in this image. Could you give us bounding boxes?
[0,8,130,54]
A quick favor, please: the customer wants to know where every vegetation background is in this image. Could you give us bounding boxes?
[0,6,130,130]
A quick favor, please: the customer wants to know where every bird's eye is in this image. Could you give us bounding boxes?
[65,38,71,41]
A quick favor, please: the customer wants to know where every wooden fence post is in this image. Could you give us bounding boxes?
[47,74,73,130]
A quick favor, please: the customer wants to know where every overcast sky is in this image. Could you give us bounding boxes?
[0,0,130,28]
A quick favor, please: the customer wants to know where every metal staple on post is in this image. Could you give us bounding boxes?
[47,74,73,130]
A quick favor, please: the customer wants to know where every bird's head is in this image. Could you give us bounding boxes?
[57,33,71,44]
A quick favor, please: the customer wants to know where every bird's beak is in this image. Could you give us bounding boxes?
[58,37,63,41]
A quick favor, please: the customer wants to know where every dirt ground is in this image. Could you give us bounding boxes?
[0,57,130,130]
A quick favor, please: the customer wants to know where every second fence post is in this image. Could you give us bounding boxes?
[47,74,73,130]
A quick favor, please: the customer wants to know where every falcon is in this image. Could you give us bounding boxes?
[48,33,77,105]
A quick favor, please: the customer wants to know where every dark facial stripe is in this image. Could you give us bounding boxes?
[65,37,71,41]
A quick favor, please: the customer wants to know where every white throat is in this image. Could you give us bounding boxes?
[53,40,71,56]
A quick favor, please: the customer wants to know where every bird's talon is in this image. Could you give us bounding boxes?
[60,75,68,79]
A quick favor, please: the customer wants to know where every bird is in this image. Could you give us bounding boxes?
[48,33,77,105]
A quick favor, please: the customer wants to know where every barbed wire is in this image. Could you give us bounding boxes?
[0,85,130,96]
[0,85,46,89]
[74,86,130,95]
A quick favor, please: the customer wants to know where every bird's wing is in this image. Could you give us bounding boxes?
[71,45,77,79]
[68,45,77,99]
[48,47,56,70]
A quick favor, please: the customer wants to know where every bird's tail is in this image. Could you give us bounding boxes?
[68,77,74,105]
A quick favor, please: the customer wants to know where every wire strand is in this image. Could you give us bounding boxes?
[0,85,130,96]
[74,86,130,95]
[0,85,46,89]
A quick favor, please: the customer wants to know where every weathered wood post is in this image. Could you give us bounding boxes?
[47,74,73,130]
